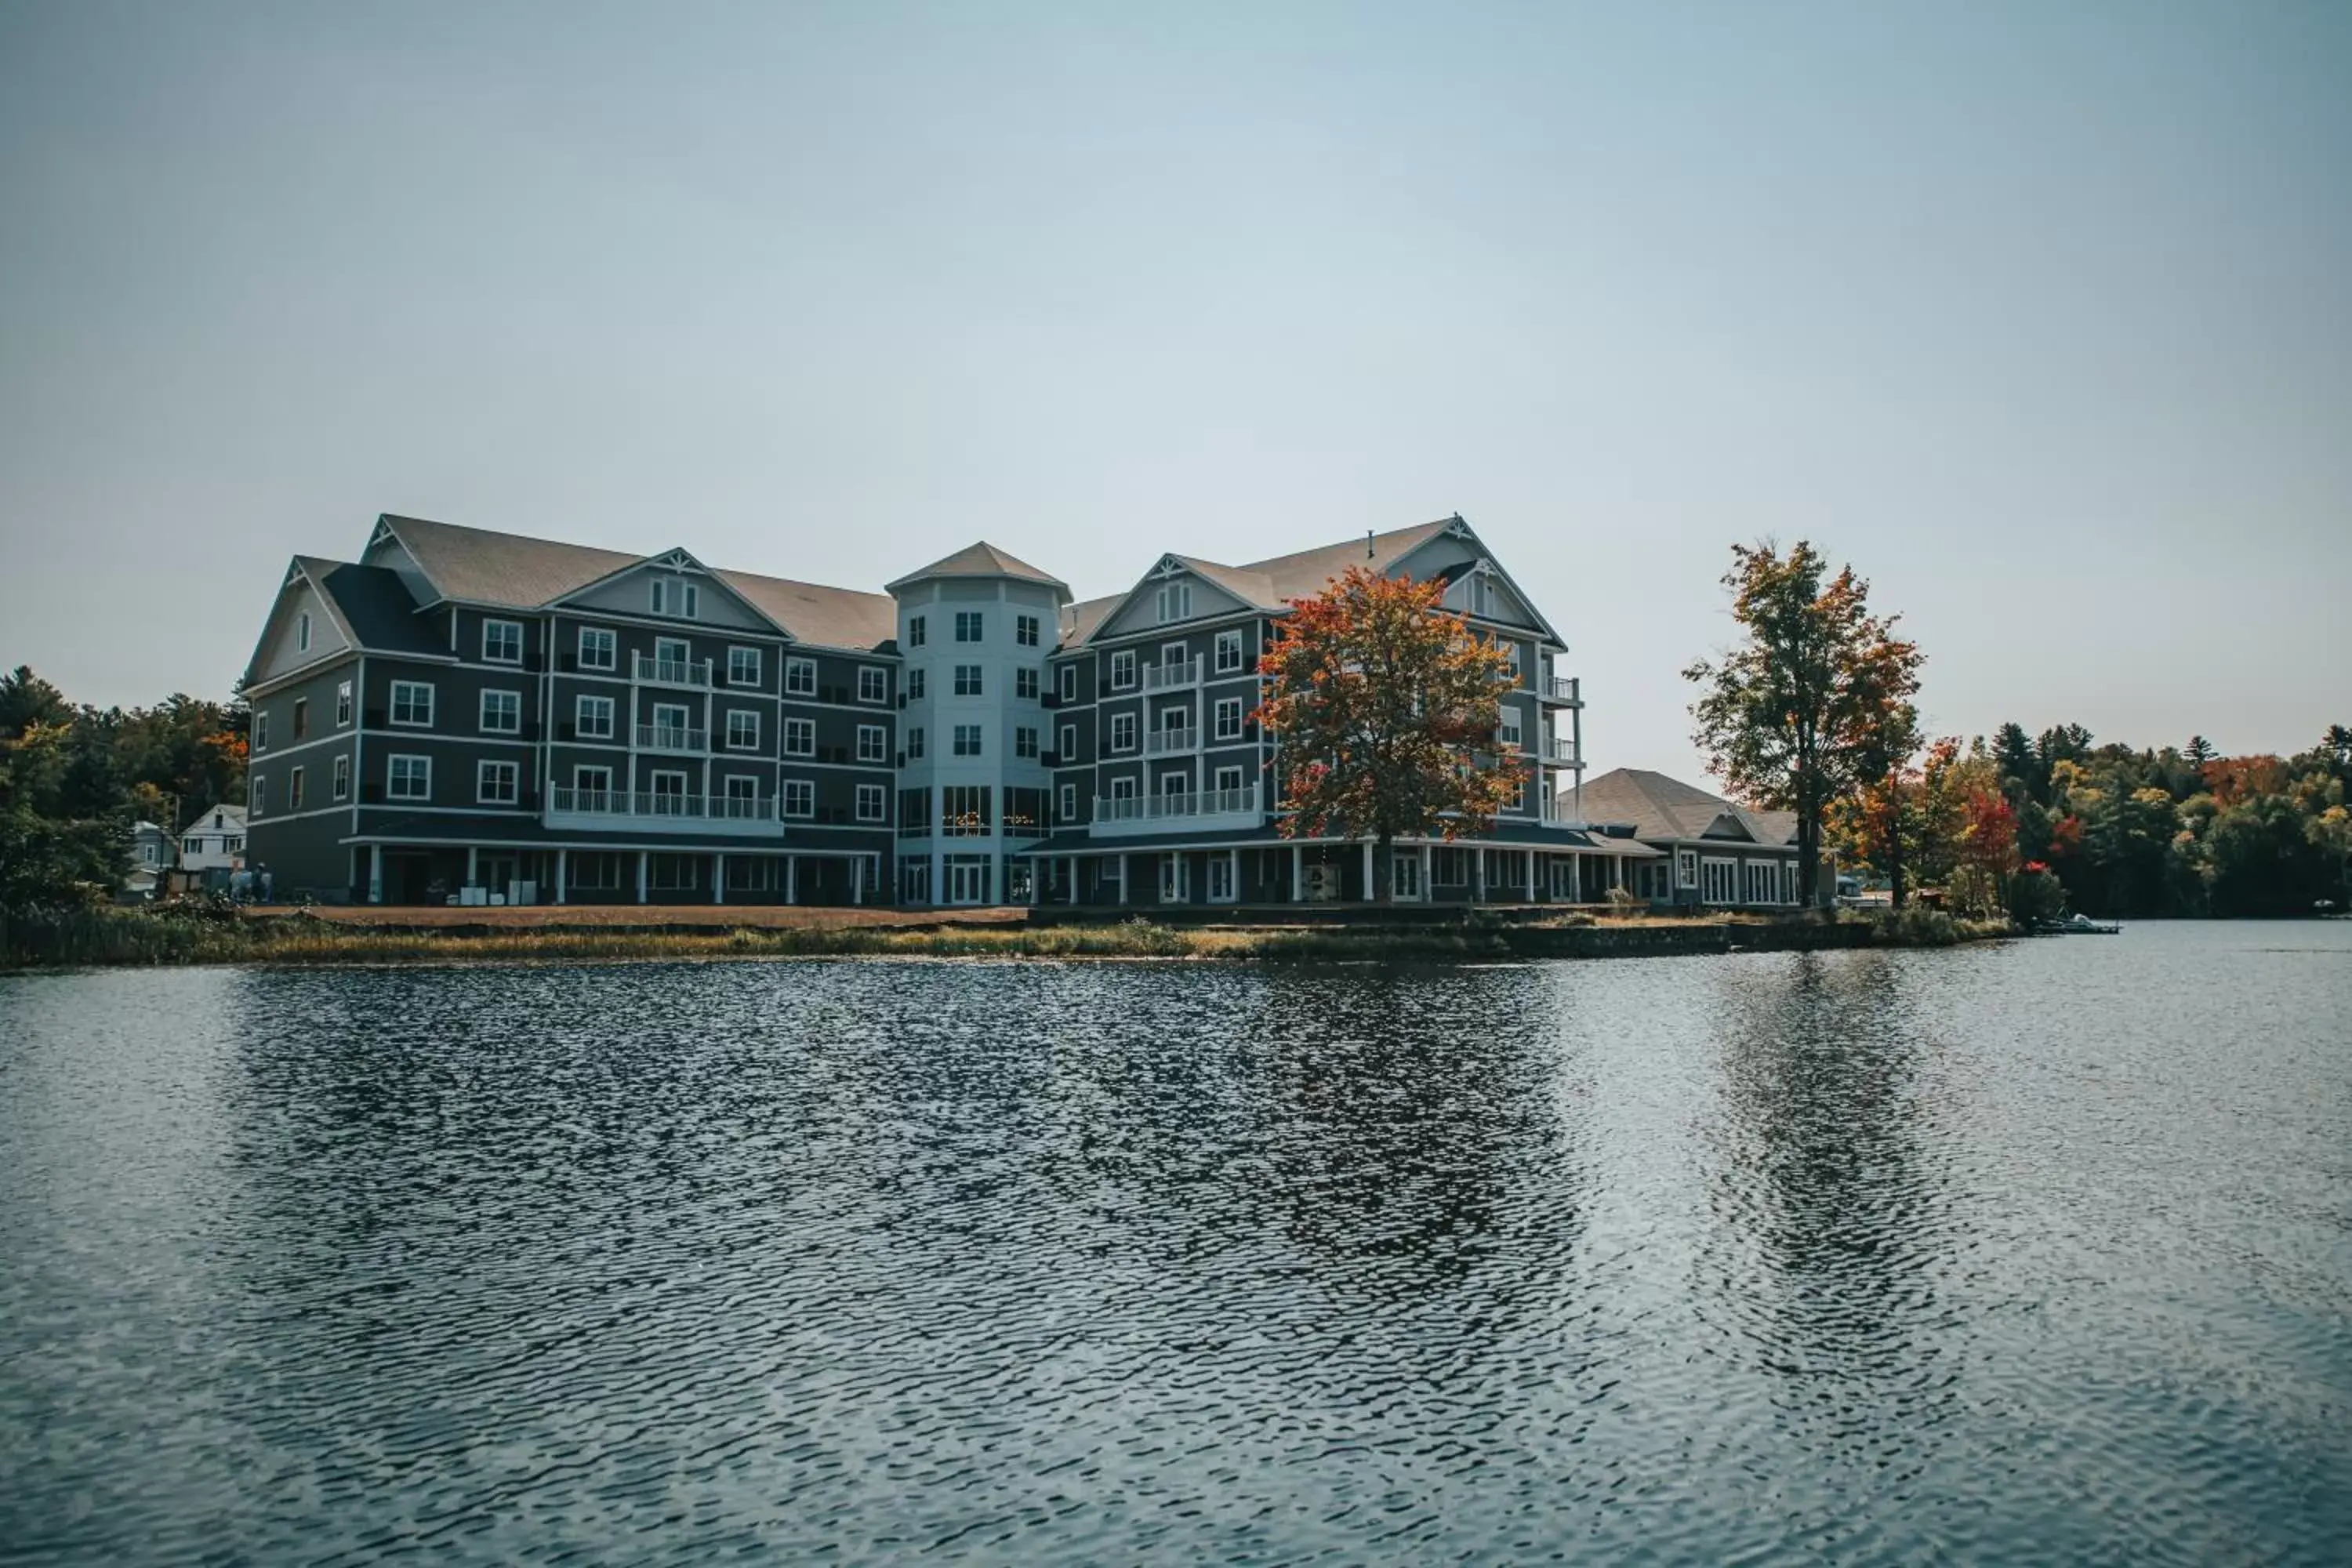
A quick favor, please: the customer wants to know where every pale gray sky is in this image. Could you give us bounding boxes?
[3,2,2345,779]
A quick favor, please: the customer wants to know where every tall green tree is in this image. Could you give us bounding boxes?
[1684,541,1923,907]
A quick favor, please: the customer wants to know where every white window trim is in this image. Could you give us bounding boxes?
[390,681,435,728]
[783,717,815,757]
[858,666,888,703]
[332,754,350,800]
[855,783,887,822]
[387,753,432,801]
[336,681,353,728]
[1111,650,1137,690]
[1214,697,1243,740]
[1214,629,1242,672]
[483,619,524,664]
[477,758,521,805]
[1109,713,1138,753]
[728,645,764,687]
[726,710,763,751]
[575,694,615,739]
[784,657,818,696]
[856,724,887,763]
[577,626,617,670]
[480,688,522,735]
[295,611,310,652]
[782,780,816,818]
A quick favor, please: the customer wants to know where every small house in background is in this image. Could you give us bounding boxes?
[1577,768,1831,909]
[121,821,175,902]
[178,804,248,881]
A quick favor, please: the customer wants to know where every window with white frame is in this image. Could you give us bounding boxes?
[253,710,269,750]
[1058,664,1076,702]
[782,779,815,818]
[1208,853,1235,902]
[478,759,520,804]
[1058,782,1076,821]
[288,767,304,811]
[1156,583,1191,622]
[858,666,887,703]
[1214,765,1244,796]
[855,783,886,822]
[1109,712,1137,752]
[296,611,310,652]
[954,664,982,697]
[784,656,817,696]
[651,579,699,618]
[577,626,616,670]
[574,764,613,800]
[1110,650,1137,689]
[249,773,264,815]
[1058,722,1076,760]
[1214,697,1243,740]
[332,754,350,800]
[483,619,523,663]
[906,727,925,760]
[1016,614,1040,647]
[387,754,430,800]
[953,724,982,757]
[1015,667,1039,700]
[1744,861,1775,906]
[1214,629,1242,672]
[906,667,925,701]
[856,724,886,763]
[1703,858,1737,905]
[1014,727,1038,760]
[1110,776,1137,804]
[336,681,352,727]
[1160,851,1189,901]
[726,710,761,751]
[954,611,983,642]
[728,646,762,687]
[575,694,615,739]
[906,615,926,648]
[480,689,521,734]
[390,681,433,727]
[1677,849,1698,887]
[782,717,815,756]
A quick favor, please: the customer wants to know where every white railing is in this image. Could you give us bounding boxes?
[1090,785,1259,834]
[635,724,707,753]
[1543,737,1582,765]
[1542,675,1581,704]
[1144,725,1198,756]
[1144,656,1203,691]
[634,654,713,688]
[545,786,789,837]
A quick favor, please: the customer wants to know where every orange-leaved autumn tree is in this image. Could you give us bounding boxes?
[1252,566,1520,902]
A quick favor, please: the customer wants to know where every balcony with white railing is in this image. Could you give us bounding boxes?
[1090,784,1261,837]
[543,786,788,837]
[634,654,714,688]
[1542,736,1583,767]
[1540,674,1582,706]
[1144,656,1203,692]
[1144,725,1199,757]
[635,724,708,753]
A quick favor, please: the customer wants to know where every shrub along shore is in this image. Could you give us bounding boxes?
[0,902,2015,970]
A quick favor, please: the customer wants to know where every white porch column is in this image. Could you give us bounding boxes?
[636,850,648,905]
[1473,848,1487,904]
[466,845,479,889]
[1361,840,1374,902]
[853,856,866,906]
[1419,841,1432,903]
[554,848,567,905]
[1571,853,1582,902]
[786,855,797,905]
[1067,856,1079,904]
[1290,843,1303,902]
[367,844,383,904]
[713,853,725,904]
[1524,851,1537,903]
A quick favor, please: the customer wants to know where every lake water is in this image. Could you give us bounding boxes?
[2,924,2348,1565]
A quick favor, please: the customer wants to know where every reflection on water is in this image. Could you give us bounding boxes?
[2,926,2349,1566]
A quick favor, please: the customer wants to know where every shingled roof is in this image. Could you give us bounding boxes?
[886,541,1069,594]
[1579,768,1798,846]
[379,515,639,607]
[1231,518,1457,604]
[717,569,898,652]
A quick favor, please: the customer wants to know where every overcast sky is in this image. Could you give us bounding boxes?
[2,2,2345,779]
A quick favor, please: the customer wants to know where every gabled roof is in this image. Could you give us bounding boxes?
[378,514,639,606]
[887,541,1069,596]
[717,569,898,652]
[309,559,448,655]
[1059,593,1122,648]
[1578,768,1798,847]
[1232,518,1456,604]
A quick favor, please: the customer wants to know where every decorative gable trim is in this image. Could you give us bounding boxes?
[550,546,791,635]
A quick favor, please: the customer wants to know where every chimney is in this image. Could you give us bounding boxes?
[1365,529,1374,558]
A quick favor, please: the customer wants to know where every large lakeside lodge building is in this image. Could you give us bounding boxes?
[241,513,1816,910]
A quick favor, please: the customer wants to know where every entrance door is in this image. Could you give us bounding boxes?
[947,859,990,904]
[650,771,688,816]
[1549,856,1577,900]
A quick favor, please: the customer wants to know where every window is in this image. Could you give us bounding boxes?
[1058,663,1076,702]
[478,759,520,804]
[1703,858,1737,905]
[722,775,760,815]
[578,626,616,670]
[1058,782,1076,822]
[1501,643,1522,683]
[1015,667,1039,700]
[1111,650,1137,689]
[292,698,308,740]
[1214,629,1243,673]
[855,783,886,822]
[954,664,982,697]
[953,724,982,757]
[484,619,523,663]
[1678,849,1699,888]
[783,717,815,756]
[728,646,763,687]
[1214,765,1244,795]
[785,657,817,696]
[336,681,352,727]
[249,774,264,815]
[1214,697,1243,740]
[575,695,615,739]
[388,754,430,800]
[288,767,305,810]
[1109,712,1137,753]
[858,666,887,703]
[906,727,925,760]
[906,668,925,701]
[1498,711,1522,749]
[574,764,613,800]
[652,636,691,678]
[1156,583,1191,622]
[954,611,983,642]
[782,779,815,818]
[942,785,992,837]
[856,724,886,763]
[1015,727,1038,760]
[332,754,350,800]
[1161,641,1189,677]
[1004,787,1044,837]
[649,851,701,890]
[569,851,622,891]
[1160,851,1189,902]
[1058,723,1076,760]
[390,681,434,727]
[253,710,269,750]
[907,615,926,648]
[1208,853,1235,902]
[296,611,310,652]
[726,710,761,751]
[481,689,521,734]
[1016,614,1040,648]
[652,579,699,619]
[1110,776,1137,804]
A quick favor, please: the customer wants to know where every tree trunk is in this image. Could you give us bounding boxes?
[1886,801,1907,909]
[1374,832,1392,904]
[1798,810,1821,909]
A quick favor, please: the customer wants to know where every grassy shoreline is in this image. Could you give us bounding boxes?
[0,904,2016,970]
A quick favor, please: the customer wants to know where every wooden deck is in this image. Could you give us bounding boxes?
[253,904,1028,931]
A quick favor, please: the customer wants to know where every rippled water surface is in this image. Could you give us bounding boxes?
[4,924,2349,1564]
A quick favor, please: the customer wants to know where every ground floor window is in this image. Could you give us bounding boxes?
[1432,846,1470,887]
[1781,861,1801,905]
[1007,861,1035,904]
[1743,860,1775,906]
[1208,851,1236,902]
[649,852,701,891]
[1160,852,1189,902]
[571,851,622,891]
[945,855,990,904]
[1678,848,1698,887]
[1392,851,1422,900]
[898,856,932,904]
[727,855,779,892]
[1701,858,1737,904]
